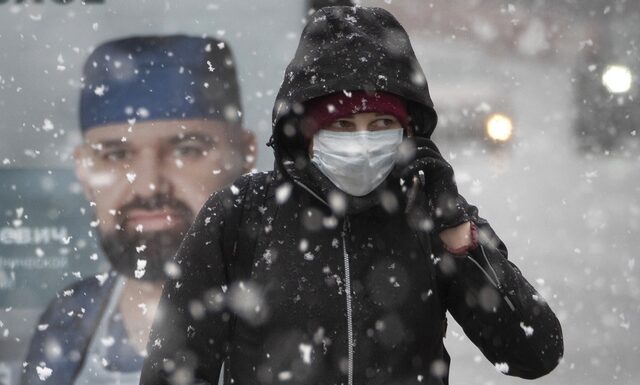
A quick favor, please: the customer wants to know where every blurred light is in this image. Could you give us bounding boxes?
[602,65,632,94]
[485,113,513,142]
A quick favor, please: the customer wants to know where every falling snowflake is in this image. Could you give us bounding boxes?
[36,365,53,381]
[276,183,292,204]
[494,362,509,373]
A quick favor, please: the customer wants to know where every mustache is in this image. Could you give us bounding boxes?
[117,194,194,224]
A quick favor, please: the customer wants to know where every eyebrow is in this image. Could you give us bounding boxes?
[168,132,215,145]
[91,139,128,150]
[89,131,217,150]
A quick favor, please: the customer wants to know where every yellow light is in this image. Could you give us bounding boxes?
[602,65,632,94]
[486,113,513,142]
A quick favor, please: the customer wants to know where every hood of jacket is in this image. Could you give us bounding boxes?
[270,6,438,178]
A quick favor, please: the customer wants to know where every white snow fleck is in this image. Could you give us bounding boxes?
[37,324,49,331]
[136,245,147,253]
[94,84,106,96]
[207,60,215,72]
[126,172,136,183]
[230,184,240,195]
[299,343,312,364]
[299,239,309,252]
[520,322,534,336]
[137,107,150,118]
[42,119,54,131]
[164,261,182,279]
[262,249,273,265]
[62,289,74,297]
[277,371,292,381]
[36,365,53,381]
[95,273,109,285]
[328,191,346,214]
[494,362,509,373]
[134,259,147,279]
[276,183,292,204]
[303,252,315,261]
[101,336,115,347]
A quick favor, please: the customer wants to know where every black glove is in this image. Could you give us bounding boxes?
[394,137,470,232]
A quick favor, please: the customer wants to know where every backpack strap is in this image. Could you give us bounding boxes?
[220,172,274,384]
[223,172,275,282]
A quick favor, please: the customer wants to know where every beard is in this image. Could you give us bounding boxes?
[99,195,194,283]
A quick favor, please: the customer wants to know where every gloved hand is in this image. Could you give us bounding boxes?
[394,137,470,232]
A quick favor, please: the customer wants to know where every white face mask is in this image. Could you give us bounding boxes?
[311,128,403,197]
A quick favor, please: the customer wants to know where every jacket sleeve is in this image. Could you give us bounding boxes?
[139,179,246,385]
[434,201,564,379]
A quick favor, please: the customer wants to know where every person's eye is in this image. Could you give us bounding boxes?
[328,119,354,130]
[371,118,399,130]
[101,148,131,162]
[173,144,208,158]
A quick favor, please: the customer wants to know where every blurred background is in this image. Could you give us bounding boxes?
[0,0,638,384]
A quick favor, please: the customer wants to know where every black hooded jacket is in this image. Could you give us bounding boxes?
[140,6,563,385]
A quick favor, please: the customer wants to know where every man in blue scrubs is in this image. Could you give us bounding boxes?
[20,35,254,385]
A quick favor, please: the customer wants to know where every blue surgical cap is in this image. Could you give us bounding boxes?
[79,35,242,132]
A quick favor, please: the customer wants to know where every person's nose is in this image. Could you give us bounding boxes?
[355,121,369,132]
[130,149,173,198]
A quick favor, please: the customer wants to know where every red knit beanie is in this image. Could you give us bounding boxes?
[302,91,409,138]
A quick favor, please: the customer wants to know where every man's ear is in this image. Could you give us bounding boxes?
[242,129,257,172]
[73,145,96,202]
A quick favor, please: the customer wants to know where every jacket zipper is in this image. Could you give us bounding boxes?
[341,218,354,385]
[465,244,516,311]
[291,178,354,383]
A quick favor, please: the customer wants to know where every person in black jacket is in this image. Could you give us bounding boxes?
[140,6,563,385]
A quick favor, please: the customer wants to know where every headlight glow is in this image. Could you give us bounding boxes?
[486,113,513,142]
[602,65,632,94]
